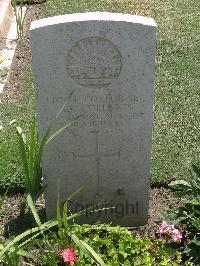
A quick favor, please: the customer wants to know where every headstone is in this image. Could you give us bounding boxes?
[30,12,157,226]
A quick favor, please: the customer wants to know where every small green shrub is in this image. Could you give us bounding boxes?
[72,224,186,265]
[161,163,200,265]
[0,192,189,265]
[0,194,106,265]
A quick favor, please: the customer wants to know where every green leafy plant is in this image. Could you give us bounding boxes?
[0,193,106,265]
[12,0,25,39]
[56,183,106,265]
[161,163,200,265]
[71,224,186,266]
[0,243,34,266]
[0,193,57,264]
[0,191,192,265]
[17,92,79,201]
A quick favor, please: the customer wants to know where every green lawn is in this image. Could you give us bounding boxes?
[0,75,35,188]
[0,0,199,188]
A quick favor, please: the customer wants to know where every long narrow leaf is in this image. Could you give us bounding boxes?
[17,129,31,192]
[16,249,35,260]
[67,206,115,221]
[67,186,84,201]
[18,231,42,249]
[71,233,106,266]
[56,181,63,241]
[46,116,80,145]
[55,90,74,120]
[26,194,41,227]
[0,220,58,259]
[62,201,68,247]
[28,119,36,186]
[32,125,51,197]
[63,201,68,233]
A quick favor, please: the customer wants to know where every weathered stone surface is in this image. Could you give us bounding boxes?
[30,12,157,226]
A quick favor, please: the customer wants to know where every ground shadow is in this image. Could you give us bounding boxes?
[4,208,47,238]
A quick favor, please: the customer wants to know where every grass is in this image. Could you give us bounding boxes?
[45,0,200,183]
[0,0,199,188]
[0,75,35,188]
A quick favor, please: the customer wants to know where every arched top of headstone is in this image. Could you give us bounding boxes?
[30,12,156,31]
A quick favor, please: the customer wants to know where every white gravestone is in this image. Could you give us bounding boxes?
[30,12,157,226]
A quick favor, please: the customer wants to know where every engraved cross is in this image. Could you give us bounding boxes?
[72,130,120,194]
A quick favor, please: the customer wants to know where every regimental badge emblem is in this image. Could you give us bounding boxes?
[66,36,122,88]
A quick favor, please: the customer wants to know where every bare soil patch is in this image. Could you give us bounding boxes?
[0,188,179,240]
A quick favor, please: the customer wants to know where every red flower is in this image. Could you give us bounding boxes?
[60,248,78,265]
